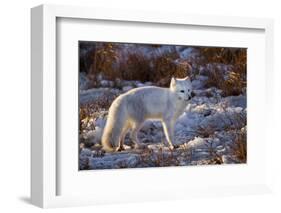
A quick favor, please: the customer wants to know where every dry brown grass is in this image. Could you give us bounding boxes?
[199,48,247,96]
[196,125,216,138]
[138,147,181,167]
[88,43,119,81]
[230,130,247,163]
[79,91,118,133]
[118,50,152,82]
[81,43,246,95]
[199,48,246,65]
[205,65,246,96]
[84,43,191,87]
[153,51,190,86]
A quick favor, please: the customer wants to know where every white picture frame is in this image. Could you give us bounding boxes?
[31,4,274,208]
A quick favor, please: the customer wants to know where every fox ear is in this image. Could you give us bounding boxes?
[170,77,176,88]
[184,76,190,81]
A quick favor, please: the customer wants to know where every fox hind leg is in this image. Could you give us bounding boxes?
[130,122,144,149]
[117,124,129,152]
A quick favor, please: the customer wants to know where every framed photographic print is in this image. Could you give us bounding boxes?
[31,4,274,208]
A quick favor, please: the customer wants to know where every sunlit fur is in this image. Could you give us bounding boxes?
[101,77,193,152]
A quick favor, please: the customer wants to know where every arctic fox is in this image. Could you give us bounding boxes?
[101,76,194,152]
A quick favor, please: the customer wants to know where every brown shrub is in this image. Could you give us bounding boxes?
[86,43,191,86]
[138,147,181,167]
[198,47,246,65]
[79,91,118,133]
[118,50,153,82]
[88,43,120,81]
[120,49,191,86]
[230,129,247,163]
[153,51,191,86]
[196,125,216,138]
[205,65,246,96]
[200,48,247,96]
[82,43,246,94]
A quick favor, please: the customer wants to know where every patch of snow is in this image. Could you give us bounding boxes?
[80,88,120,105]
[100,80,114,88]
[179,48,194,59]
[122,86,133,92]
[136,82,145,87]
[80,126,103,144]
[186,137,206,149]
[79,72,91,90]
[95,117,106,128]
[144,82,153,86]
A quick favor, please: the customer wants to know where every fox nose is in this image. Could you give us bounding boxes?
[191,91,195,98]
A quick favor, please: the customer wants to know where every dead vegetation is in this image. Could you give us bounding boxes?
[80,43,246,97]
[199,48,247,96]
[80,42,192,87]
[79,91,117,133]
[196,125,217,138]
[138,147,181,167]
[229,129,247,163]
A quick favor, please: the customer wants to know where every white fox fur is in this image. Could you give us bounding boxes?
[101,77,193,152]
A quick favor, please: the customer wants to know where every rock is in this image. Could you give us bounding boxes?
[79,88,120,105]
[136,82,145,87]
[95,117,106,128]
[216,145,224,150]
[80,148,92,157]
[79,72,91,90]
[191,75,208,90]
[222,155,238,164]
[186,137,206,149]
[81,126,103,145]
[114,78,122,88]
[100,80,114,87]
[144,82,153,86]
[122,86,133,92]
[127,155,140,167]
[193,151,211,159]
[224,95,246,108]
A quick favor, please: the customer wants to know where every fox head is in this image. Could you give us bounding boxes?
[170,76,194,101]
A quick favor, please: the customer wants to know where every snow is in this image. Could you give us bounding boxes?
[80,88,120,105]
[79,72,91,90]
[79,86,246,169]
[179,48,194,59]
[122,86,133,92]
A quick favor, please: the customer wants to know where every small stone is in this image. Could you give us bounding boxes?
[122,86,133,92]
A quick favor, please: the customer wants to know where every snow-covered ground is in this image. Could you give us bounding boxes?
[79,45,247,170]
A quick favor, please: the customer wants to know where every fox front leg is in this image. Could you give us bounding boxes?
[162,121,175,150]
[117,132,126,151]
[130,122,145,149]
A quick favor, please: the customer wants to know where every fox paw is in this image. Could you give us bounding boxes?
[117,146,125,152]
[173,144,180,149]
[133,143,146,149]
[168,145,174,150]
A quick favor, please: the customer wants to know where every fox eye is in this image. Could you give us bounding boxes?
[180,90,185,93]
